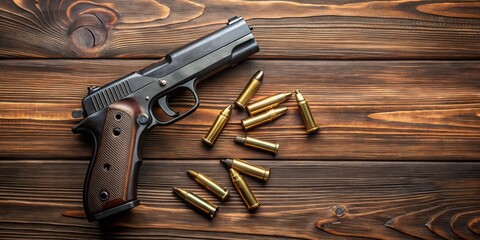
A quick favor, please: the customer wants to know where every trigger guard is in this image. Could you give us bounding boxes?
[149,79,200,127]
[158,96,179,117]
[182,80,199,103]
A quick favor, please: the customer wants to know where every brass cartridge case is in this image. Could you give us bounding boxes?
[246,92,292,116]
[234,70,264,109]
[173,187,218,219]
[187,170,230,201]
[241,107,288,130]
[294,90,319,133]
[221,158,270,181]
[234,135,279,154]
[229,168,260,210]
[202,104,233,145]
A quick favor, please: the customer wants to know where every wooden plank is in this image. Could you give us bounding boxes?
[0,59,479,160]
[0,0,480,59]
[0,160,478,239]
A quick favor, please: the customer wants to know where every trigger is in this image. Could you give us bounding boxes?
[158,96,179,117]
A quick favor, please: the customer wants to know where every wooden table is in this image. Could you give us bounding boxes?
[1,1,479,239]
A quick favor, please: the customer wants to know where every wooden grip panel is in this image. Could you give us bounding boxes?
[86,108,135,214]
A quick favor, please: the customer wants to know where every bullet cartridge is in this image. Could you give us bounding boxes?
[187,170,230,201]
[221,158,270,181]
[234,135,279,154]
[246,92,292,116]
[241,107,288,130]
[235,70,264,109]
[229,168,260,211]
[202,104,233,145]
[173,187,218,219]
[294,90,319,133]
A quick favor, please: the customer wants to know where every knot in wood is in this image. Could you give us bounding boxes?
[332,205,347,217]
[69,13,108,52]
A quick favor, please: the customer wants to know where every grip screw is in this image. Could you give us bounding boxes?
[99,191,109,202]
[137,113,150,125]
[160,79,167,86]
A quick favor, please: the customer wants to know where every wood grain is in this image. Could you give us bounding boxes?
[450,210,480,240]
[1,1,479,238]
[468,217,480,235]
[1,0,480,59]
[0,160,478,239]
[0,59,479,160]
[426,207,476,240]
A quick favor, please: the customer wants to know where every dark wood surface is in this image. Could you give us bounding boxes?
[1,0,480,59]
[1,0,479,239]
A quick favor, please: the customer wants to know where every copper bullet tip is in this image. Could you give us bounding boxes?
[252,70,264,82]
[172,187,188,198]
[275,107,288,115]
[229,168,240,177]
[222,104,233,113]
[186,170,198,179]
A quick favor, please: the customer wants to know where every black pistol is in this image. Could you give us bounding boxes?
[72,16,259,221]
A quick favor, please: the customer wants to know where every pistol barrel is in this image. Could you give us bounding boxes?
[141,16,258,80]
